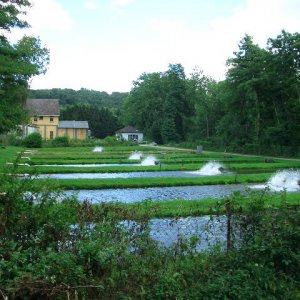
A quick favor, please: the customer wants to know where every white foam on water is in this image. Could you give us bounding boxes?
[250,170,300,192]
[140,156,159,166]
[129,151,143,160]
[92,146,103,152]
[193,161,225,176]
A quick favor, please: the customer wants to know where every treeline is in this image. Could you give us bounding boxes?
[29,88,127,110]
[123,30,300,157]
[60,104,122,138]
[29,89,127,138]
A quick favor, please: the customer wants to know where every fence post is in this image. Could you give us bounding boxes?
[225,200,232,251]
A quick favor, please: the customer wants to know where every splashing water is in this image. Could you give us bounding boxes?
[251,170,300,192]
[194,161,225,176]
[140,156,159,166]
[129,151,143,160]
[92,146,103,152]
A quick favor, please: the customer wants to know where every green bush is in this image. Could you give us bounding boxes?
[51,135,70,147]
[1,161,300,299]
[23,132,42,148]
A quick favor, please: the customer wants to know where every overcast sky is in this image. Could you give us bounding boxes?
[15,0,300,93]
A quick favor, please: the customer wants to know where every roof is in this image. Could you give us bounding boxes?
[116,126,143,134]
[25,99,60,116]
[58,120,89,129]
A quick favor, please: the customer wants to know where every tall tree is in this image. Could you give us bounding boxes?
[187,68,220,140]
[217,35,270,149]
[61,104,122,138]
[0,0,49,133]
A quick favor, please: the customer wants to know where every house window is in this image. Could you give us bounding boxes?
[50,131,54,140]
[50,116,54,122]
[34,117,37,122]
[39,116,43,120]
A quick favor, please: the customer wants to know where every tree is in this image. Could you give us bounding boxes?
[263,31,300,153]
[0,0,49,133]
[187,68,220,140]
[216,31,300,155]
[217,35,271,150]
[123,64,192,144]
[122,72,165,143]
[61,104,122,138]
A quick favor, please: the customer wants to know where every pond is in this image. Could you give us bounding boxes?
[64,184,246,203]
[35,163,140,167]
[36,171,225,179]
[122,215,227,251]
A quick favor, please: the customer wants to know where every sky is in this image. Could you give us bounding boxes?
[12,0,300,93]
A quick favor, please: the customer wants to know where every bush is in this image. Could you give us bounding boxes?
[1,161,300,299]
[52,135,70,147]
[23,132,42,148]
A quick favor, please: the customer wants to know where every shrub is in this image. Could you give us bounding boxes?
[52,135,70,147]
[23,132,42,148]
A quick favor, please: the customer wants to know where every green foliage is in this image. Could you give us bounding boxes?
[51,135,70,147]
[1,161,300,299]
[122,31,300,157]
[60,104,122,139]
[123,64,192,144]
[29,88,127,110]
[23,132,42,148]
[0,1,49,134]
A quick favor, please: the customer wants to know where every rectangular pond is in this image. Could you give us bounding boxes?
[36,171,225,179]
[122,215,227,251]
[64,184,246,203]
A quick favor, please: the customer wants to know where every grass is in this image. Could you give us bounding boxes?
[44,173,271,190]
[20,160,300,174]
[0,146,25,171]
[94,192,300,219]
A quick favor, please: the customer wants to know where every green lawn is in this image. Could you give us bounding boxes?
[105,192,300,218]
[43,173,271,190]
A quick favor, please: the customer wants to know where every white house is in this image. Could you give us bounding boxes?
[116,126,144,143]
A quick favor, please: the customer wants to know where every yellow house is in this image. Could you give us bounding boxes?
[25,99,89,140]
[58,121,89,140]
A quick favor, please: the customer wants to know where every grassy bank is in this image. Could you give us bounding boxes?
[0,146,25,171]
[47,173,271,189]
[103,192,300,219]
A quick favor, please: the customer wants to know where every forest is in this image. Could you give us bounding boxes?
[122,32,300,157]
[1,1,300,299]
[29,32,300,157]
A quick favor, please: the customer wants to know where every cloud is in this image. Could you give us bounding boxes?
[210,0,300,47]
[30,0,300,93]
[28,0,73,32]
[110,0,135,15]
[83,0,100,10]
[149,18,186,35]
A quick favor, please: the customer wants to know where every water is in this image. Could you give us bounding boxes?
[141,156,159,166]
[129,151,143,160]
[36,171,225,179]
[194,161,226,176]
[64,184,245,203]
[35,163,140,167]
[121,216,226,251]
[92,146,103,152]
[251,170,300,192]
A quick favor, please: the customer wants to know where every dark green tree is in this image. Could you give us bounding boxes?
[187,68,220,141]
[217,35,270,151]
[61,104,122,138]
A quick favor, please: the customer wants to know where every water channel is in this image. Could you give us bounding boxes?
[36,171,229,179]
[64,184,246,203]
[122,216,227,251]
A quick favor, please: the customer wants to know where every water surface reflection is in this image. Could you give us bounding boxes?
[65,184,245,203]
